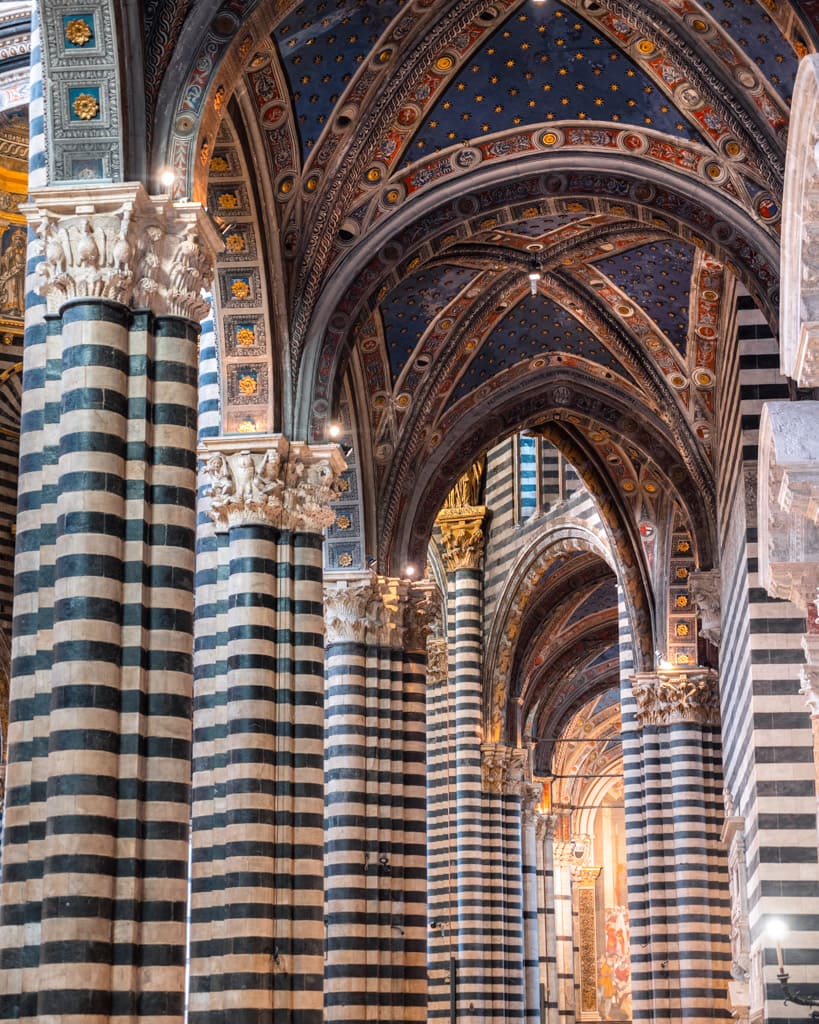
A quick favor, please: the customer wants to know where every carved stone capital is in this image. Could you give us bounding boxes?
[199,435,346,533]
[323,576,375,645]
[24,182,223,319]
[758,402,819,609]
[799,651,819,717]
[427,637,448,683]
[535,812,557,843]
[436,506,486,572]
[521,782,543,827]
[404,581,441,652]
[631,669,720,728]
[689,569,721,646]
[574,865,601,887]
[480,743,529,795]
[374,577,409,649]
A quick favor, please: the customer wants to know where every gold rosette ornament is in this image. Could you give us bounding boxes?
[72,92,99,120]
[65,19,93,45]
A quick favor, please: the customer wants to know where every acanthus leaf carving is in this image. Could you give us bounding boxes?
[323,577,376,645]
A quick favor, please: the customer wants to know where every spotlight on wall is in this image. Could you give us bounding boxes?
[404,564,417,578]
[327,423,342,439]
[160,169,176,191]
[527,265,542,296]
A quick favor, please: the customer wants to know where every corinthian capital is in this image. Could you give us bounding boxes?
[632,669,720,728]
[481,743,530,795]
[199,435,346,532]
[436,506,486,572]
[25,182,223,319]
[323,576,376,645]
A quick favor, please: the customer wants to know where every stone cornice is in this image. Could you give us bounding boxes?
[24,182,223,320]
[631,669,720,728]
[199,435,346,533]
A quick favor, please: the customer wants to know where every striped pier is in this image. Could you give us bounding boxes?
[0,183,218,1022]
[189,436,344,1024]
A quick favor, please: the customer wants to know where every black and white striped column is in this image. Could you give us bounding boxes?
[521,784,543,1024]
[0,183,218,1023]
[189,437,344,1024]
[323,575,433,1024]
[535,813,559,1024]
[629,670,732,1023]
[437,507,487,1023]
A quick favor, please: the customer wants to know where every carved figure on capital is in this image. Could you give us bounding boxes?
[25,183,222,320]
[689,569,722,646]
[200,437,346,532]
[632,670,720,728]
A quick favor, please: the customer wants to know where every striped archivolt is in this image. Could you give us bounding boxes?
[190,437,345,1024]
[0,184,218,1021]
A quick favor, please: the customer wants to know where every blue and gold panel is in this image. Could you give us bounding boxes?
[223,315,266,356]
[406,1,691,162]
[63,14,96,50]
[592,239,694,357]
[219,269,261,308]
[227,363,267,405]
[272,0,403,161]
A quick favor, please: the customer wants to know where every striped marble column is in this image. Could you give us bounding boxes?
[436,505,487,1024]
[189,436,344,1024]
[535,813,559,1024]
[424,635,452,1022]
[323,575,433,1024]
[629,670,732,1024]
[521,785,543,1024]
[0,183,218,1022]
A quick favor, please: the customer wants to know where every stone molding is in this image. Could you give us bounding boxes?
[24,182,223,320]
[689,568,721,646]
[436,505,486,572]
[323,576,376,645]
[481,742,529,795]
[781,55,819,387]
[758,401,819,609]
[631,669,720,728]
[200,435,346,533]
[801,635,819,717]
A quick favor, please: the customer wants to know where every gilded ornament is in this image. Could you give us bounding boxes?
[237,419,255,433]
[231,279,250,299]
[210,155,229,172]
[676,622,690,637]
[238,374,258,396]
[236,327,255,347]
[336,514,351,530]
[338,552,353,567]
[72,92,100,120]
[676,595,688,608]
[218,192,238,210]
[213,84,226,111]
[65,18,93,45]
[225,233,246,253]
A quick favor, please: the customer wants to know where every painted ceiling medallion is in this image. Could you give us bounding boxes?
[71,92,99,120]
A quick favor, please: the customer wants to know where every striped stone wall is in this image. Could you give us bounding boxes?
[716,287,819,1021]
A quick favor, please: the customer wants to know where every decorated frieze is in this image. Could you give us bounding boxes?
[200,434,346,533]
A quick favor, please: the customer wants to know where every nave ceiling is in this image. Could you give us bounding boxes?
[17,0,812,746]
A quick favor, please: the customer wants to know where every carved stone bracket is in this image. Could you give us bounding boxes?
[631,669,720,728]
[481,742,530,795]
[535,811,557,843]
[200,435,346,533]
[690,568,721,646]
[24,182,223,319]
[436,506,486,572]
[521,782,544,827]
[323,575,376,645]
[758,402,819,609]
